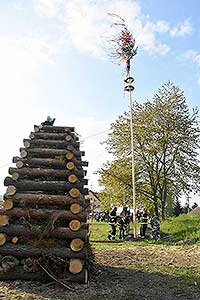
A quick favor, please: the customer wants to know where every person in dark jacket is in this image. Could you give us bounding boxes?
[117,212,126,240]
[140,209,148,238]
[108,207,117,240]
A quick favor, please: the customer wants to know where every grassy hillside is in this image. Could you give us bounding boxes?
[161,212,200,243]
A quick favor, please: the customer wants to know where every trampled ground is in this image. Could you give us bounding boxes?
[0,244,200,300]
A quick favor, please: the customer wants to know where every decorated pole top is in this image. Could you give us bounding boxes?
[108,13,138,91]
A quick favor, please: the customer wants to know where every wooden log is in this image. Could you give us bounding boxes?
[34,125,75,133]
[4,177,85,193]
[69,259,83,274]
[69,220,81,231]
[1,256,19,272]
[4,193,85,206]
[66,145,85,157]
[13,157,88,169]
[11,237,18,244]
[2,199,13,210]
[68,174,78,183]
[19,148,83,159]
[0,216,9,226]
[30,132,77,141]
[0,267,88,283]
[70,239,84,252]
[5,185,16,196]
[0,233,7,245]
[9,167,85,181]
[70,203,82,214]
[0,244,87,259]
[0,225,88,240]
[23,139,80,149]
[0,207,87,222]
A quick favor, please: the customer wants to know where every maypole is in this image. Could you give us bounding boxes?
[108,14,138,238]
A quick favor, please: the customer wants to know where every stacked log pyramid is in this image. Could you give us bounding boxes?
[0,124,90,283]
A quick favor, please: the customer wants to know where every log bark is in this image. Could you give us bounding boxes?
[19,148,83,159]
[23,139,80,149]
[0,207,87,222]
[4,177,86,193]
[0,225,88,240]
[0,244,87,259]
[30,132,77,141]
[9,167,85,181]
[34,125,75,133]
[0,267,88,283]
[13,157,88,169]
[4,193,85,206]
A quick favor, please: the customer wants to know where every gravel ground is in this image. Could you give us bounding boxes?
[0,245,199,300]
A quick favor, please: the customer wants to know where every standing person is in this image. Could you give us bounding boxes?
[150,216,160,240]
[108,207,117,240]
[124,211,131,237]
[140,209,148,238]
[117,212,126,240]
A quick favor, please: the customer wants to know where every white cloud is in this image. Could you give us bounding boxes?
[170,19,193,37]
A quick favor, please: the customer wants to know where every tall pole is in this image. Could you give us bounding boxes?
[124,70,137,238]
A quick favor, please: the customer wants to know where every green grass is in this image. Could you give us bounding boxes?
[161,213,200,243]
[89,212,200,245]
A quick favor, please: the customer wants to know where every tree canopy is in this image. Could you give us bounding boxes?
[98,82,200,219]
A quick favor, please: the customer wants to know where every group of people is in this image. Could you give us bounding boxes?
[107,207,132,240]
[107,207,161,240]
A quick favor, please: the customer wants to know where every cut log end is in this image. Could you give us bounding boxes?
[12,172,19,181]
[65,135,73,142]
[11,237,18,244]
[2,199,13,210]
[69,188,80,198]
[0,216,9,227]
[69,220,81,231]
[70,239,84,252]
[66,162,75,170]
[16,161,24,169]
[68,174,78,184]
[70,203,82,214]
[20,150,27,158]
[0,233,7,245]
[24,141,31,148]
[66,152,74,160]
[5,186,17,196]
[69,259,83,274]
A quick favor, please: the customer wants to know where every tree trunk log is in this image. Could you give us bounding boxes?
[9,167,85,181]
[2,199,13,210]
[13,157,88,169]
[0,207,87,222]
[0,233,7,245]
[19,148,84,159]
[5,185,16,196]
[70,239,84,252]
[30,132,77,141]
[0,267,88,283]
[23,139,80,149]
[4,193,85,206]
[4,177,87,193]
[69,259,83,274]
[0,225,88,240]
[0,215,9,226]
[0,244,87,258]
[34,125,75,133]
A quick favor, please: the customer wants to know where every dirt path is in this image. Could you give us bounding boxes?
[0,245,199,300]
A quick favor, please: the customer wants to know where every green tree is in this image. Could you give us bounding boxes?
[98,82,200,219]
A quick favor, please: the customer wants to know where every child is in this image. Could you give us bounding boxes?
[150,216,160,240]
[117,213,126,240]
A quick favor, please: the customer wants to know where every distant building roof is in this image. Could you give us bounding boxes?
[190,207,200,213]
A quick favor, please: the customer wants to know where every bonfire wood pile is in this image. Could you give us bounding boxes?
[0,125,90,283]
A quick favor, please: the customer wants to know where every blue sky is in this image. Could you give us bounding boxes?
[0,0,199,205]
